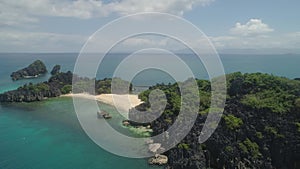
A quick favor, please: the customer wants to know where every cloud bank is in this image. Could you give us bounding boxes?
[0,0,213,26]
[230,19,274,36]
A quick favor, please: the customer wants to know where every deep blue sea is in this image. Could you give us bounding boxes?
[0,53,300,169]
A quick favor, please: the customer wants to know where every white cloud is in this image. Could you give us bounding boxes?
[210,32,300,52]
[0,0,214,52]
[0,30,87,52]
[122,37,158,46]
[1,29,300,53]
[105,0,213,16]
[207,19,297,53]
[0,0,105,26]
[0,0,214,26]
[230,19,274,36]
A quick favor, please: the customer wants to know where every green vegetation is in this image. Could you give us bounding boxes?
[225,146,233,153]
[73,80,94,93]
[11,60,48,81]
[95,78,132,94]
[200,144,207,150]
[241,90,294,114]
[200,107,223,115]
[178,143,190,150]
[3,68,133,102]
[223,114,243,130]
[295,122,300,132]
[139,79,212,117]
[295,98,300,109]
[4,70,300,168]
[50,65,61,75]
[61,85,72,94]
[19,83,50,93]
[239,138,261,159]
[228,72,300,114]
[238,142,249,154]
[264,126,285,138]
[71,77,133,94]
[256,132,263,139]
[28,60,47,71]
[96,79,111,94]
[133,72,300,169]
[264,126,278,135]
[164,117,172,124]
[36,83,50,92]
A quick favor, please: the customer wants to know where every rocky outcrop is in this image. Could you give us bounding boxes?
[50,65,61,75]
[136,72,300,169]
[122,120,131,126]
[1,66,133,102]
[10,60,47,80]
[1,71,73,102]
[148,154,168,165]
[97,111,112,119]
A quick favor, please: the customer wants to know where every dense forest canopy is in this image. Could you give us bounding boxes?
[134,72,300,169]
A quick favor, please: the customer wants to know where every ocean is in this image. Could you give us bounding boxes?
[0,53,300,169]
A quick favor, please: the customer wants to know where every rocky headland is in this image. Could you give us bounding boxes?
[1,65,132,102]
[130,72,300,169]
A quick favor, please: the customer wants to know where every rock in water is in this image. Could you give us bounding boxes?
[50,65,61,75]
[148,154,168,165]
[10,60,47,80]
[122,120,130,126]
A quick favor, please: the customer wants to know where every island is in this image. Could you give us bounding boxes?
[1,68,300,169]
[10,60,47,80]
[132,72,300,169]
[1,65,132,102]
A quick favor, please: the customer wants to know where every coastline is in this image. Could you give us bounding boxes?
[61,93,143,111]
[62,93,157,156]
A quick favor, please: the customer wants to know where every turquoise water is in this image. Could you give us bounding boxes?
[0,98,159,169]
[0,53,300,169]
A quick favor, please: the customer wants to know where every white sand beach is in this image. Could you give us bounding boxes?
[62,93,143,111]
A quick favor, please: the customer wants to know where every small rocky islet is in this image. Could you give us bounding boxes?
[1,61,300,169]
[10,60,47,80]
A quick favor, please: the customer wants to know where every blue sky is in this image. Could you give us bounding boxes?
[0,0,299,53]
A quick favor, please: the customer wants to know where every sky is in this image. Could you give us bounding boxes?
[0,0,300,54]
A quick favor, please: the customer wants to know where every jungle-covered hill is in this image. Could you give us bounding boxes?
[135,72,300,169]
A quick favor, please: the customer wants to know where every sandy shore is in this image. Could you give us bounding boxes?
[62,93,143,111]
